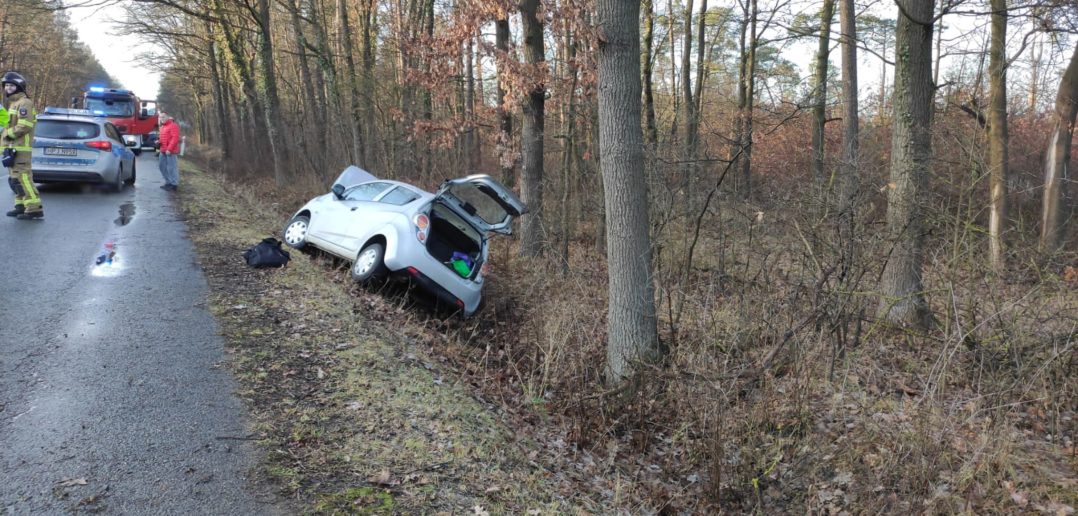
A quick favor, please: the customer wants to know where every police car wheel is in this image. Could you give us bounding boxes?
[112,165,125,192]
[124,160,137,186]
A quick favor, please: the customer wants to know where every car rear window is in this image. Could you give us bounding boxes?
[380,186,420,205]
[35,120,101,140]
[446,182,509,226]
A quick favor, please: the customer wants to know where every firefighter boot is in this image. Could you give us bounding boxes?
[6,205,24,217]
[16,209,43,220]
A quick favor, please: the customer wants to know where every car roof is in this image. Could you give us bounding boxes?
[38,108,109,125]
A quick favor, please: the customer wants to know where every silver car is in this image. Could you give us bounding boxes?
[31,107,137,191]
[283,166,527,316]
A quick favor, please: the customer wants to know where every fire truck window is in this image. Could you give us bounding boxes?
[85,98,135,117]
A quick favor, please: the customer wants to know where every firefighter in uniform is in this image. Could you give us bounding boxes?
[2,71,42,220]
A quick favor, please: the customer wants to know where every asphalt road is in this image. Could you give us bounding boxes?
[0,155,279,514]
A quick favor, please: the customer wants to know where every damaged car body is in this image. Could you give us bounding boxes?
[282,166,527,316]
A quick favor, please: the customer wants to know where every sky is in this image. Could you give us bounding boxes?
[66,2,161,99]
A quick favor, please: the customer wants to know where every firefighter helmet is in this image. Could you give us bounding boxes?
[2,71,27,94]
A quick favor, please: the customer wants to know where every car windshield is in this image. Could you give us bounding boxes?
[85,98,135,117]
[446,182,510,226]
[35,120,101,140]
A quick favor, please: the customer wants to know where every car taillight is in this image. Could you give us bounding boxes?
[413,213,430,242]
[86,141,112,151]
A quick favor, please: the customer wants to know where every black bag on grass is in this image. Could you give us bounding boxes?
[244,237,291,268]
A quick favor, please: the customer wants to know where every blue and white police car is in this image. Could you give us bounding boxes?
[31,107,137,191]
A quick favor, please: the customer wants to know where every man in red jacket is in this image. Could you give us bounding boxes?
[157,111,181,191]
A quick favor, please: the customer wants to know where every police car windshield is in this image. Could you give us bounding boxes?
[85,98,134,117]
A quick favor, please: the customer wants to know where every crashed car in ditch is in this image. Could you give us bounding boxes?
[282,166,527,316]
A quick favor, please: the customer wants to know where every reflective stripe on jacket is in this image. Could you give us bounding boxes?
[1,93,35,151]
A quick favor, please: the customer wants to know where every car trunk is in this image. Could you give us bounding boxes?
[426,202,482,280]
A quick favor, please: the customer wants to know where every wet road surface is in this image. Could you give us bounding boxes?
[0,155,279,514]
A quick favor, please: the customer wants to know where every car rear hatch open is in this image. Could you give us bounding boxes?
[435,174,527,235]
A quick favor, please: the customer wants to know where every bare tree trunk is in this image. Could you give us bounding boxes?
[811,0,835,185]
[465,37,478,172]
[642,0,658,147]
[739,0,757,198]
[255,0,288,186]
[681,0,696,181]
[494,17,515,187]
[838,0,858,215]
[1029,33,1043,114]
[288,0,325,177]
[596,0,660,384]
[878,0,935,328]
[338,0,367,167]
[519,0,546,257]
[987,0,1008,271]
[559,28,578,275]
[1040,43,1078,253]
[667,0,679,140]
[206,23,232,160]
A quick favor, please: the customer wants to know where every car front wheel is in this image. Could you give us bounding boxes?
[283,215,310,249]
[351,243,387,283]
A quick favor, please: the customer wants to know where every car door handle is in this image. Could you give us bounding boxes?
[351,207,358,211]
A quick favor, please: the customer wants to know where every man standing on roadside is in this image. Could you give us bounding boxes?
[157,110,181,191]
[2,71,42,220]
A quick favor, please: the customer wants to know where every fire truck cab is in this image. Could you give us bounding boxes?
[76,87,158,156]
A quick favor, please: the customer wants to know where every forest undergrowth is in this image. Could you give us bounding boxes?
[186,110,1076,512]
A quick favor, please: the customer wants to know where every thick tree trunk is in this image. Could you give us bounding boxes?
[338,0,367,167]
[494,17,515,188]
[596,0,660,385]
[878,0,935,328]
[255,0,287,186]
[288,0,324,177]
[642,0,658,147]
[206,23,232,160]
[987,0,1008,271]
[1040,43,1078,252]
[811,0,835,185]
[519,0,546,257]
[838,0,858,215]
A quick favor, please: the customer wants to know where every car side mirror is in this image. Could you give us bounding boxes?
[140,108,149,119]
[331,184,345,200]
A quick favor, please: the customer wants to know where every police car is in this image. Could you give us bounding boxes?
[31,107,136,191]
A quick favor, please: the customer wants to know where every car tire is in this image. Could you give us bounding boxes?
[124,160,136,185]
[282,215,310,249]
[351,243,388,283]
[112,165,125,192]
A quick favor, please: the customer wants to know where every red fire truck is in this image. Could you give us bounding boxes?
[76,87,158,155]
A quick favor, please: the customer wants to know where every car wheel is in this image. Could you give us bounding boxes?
[124,160,137,185]
[282,215,310,249]
[112,165,125,192]
[351,243,387,283]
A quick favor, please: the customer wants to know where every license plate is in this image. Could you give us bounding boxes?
[44,147,77,156]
